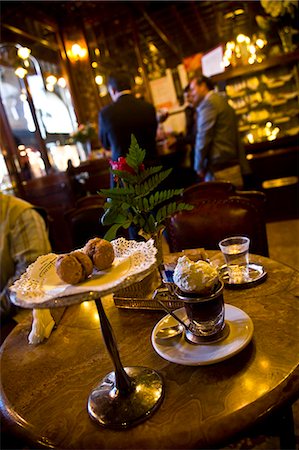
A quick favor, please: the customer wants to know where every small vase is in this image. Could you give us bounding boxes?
[278,27,295,54]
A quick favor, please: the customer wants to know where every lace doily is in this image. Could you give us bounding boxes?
[10,238,157,309]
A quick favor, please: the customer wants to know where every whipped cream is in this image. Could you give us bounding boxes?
[173,256,219,294]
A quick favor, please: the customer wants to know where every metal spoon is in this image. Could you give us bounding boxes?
[153,295,188,340]
[156,323,184,340]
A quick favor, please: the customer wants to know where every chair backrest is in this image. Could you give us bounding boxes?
[64,205,109,250]
[67,159,110,196]
[76,195,106,208]
[64,204,129,250]
[165,181,269,256]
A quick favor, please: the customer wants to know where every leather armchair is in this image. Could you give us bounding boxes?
[165,181,269,256]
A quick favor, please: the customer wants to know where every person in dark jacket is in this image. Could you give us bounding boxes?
[190,75,251,188]
[99,71,158,173]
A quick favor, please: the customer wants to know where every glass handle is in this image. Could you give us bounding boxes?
[94,297,132,395]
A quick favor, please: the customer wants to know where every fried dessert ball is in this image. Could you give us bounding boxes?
[55,251,93,284]
[83,237,115,271]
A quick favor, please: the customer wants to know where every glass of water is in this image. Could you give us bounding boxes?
[219,236,250,284]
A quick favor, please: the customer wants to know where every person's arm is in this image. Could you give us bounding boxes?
[0,208,51,318]
[193,100,217,176]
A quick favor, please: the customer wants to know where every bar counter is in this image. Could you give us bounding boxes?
[1,251,299,449]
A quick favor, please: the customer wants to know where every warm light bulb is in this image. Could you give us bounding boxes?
[71,44,82,56]
[256,38,265,49]
[79,47,87,58]
[70,43,88,60]
[46,83,54,92]
[99,85,108,97]
[46,75,57,85]
[247,133,254,144]
[92,61,98,68]
[223,56,231,67]
[57,77,66,88]
[226,41,235,50]
[149,42,158,53]
[15,67,28,78]
[95,75,103,85]
[17,47,31,60]
[135,76,143,85]
[236,34,246,43]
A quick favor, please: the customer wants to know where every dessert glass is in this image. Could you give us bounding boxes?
[176,281,225,344]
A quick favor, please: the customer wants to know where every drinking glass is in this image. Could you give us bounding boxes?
[219,236,250,284]
[176,281,226,344]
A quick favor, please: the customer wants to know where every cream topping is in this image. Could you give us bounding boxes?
[173,256,219,294]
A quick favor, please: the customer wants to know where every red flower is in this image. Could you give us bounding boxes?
[109,157,144,175]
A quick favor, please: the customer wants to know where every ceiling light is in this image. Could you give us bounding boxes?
[95,75,104,85]
[57,77,67,88]
[15,67,28,78]
[135,76,143,85]
[68,43,88,61]
[46,75,57,85]
[46,83,54,92]
[17,47,31,60]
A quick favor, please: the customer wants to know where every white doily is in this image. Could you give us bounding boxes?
[10,238,157,308]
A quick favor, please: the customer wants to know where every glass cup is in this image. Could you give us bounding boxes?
[176,281,225,344]
[219,236,250,284]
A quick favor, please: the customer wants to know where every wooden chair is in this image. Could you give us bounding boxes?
[165,181,269,256]
[64,204,129,250]
[67,159,111,196]
[64,205,109,250]
[76,194,106,208]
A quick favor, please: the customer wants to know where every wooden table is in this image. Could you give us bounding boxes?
[1,251,299,449]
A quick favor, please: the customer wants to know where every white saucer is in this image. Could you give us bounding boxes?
[151,304,254,366]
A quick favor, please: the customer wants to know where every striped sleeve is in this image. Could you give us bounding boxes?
[10,208,52,271]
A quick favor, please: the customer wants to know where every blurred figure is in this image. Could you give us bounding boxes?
[175,83,197,168]
[0,193,51,322]
[183,83,196,151]
[190,76,251,188]
[156,108,169,124]
[99,70,158,178]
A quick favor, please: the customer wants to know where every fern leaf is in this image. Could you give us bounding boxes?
[104,223,125,241]
[126,135,146,171]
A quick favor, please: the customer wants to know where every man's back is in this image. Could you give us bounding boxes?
[196,92,239,168]
[99,94,158,163]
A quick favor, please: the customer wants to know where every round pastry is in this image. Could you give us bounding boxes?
[84,237,115,271]
[55,251,93,284]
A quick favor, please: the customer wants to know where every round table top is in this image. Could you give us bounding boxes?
[1,250,299,449]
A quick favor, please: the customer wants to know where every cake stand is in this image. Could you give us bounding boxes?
[10,238,165,429]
